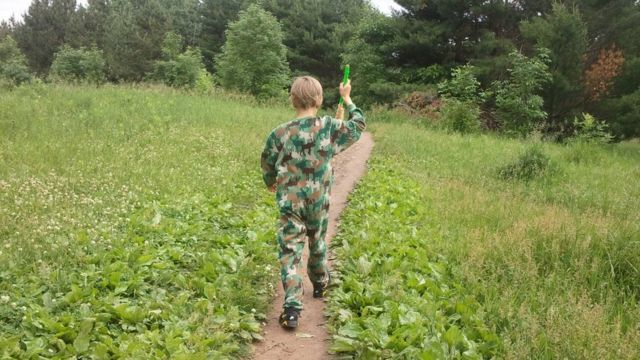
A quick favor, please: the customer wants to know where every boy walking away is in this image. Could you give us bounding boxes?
[261,76,366,329]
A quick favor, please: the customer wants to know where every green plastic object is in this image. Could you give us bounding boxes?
[338,65,350,105]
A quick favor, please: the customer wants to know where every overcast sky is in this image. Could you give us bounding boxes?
[1,0,403,23]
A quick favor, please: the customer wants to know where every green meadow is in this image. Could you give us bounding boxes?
[1,85,639,358]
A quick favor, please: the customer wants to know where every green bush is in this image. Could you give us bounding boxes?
[194,69,214,94]
[570,113,613,144]
[154,33,208,89]
[492,50,552,137]
[0,36,32,88]
[498,146,551,181]
[50,46,105,85]
[215,4,290,98]
[438,65,484,104]
[439,99,481,134]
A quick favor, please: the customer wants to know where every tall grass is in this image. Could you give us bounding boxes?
[367,119,640,358]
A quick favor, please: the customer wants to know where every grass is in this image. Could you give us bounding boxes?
[328,116,640,358]
[0,84,288,358]
[2,84,639,358]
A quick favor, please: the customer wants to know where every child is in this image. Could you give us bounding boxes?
[260,76,366,329]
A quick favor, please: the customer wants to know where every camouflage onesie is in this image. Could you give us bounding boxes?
[261,103,366,310]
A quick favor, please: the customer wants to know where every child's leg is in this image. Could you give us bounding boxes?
[306,197,330,285]
[277,211,307,310]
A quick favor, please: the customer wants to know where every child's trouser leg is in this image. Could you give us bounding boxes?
[277,211,306,310]
[306,197,330,285]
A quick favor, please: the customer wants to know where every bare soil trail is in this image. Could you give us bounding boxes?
[252,132,374,360]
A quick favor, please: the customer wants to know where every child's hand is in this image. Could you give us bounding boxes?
[339,80,352,105]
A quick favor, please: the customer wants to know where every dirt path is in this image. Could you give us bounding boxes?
[252,132,374,360]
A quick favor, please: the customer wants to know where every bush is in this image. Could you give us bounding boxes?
[194,69,214,94]
[50,46,105,85]
[439,99,481,134]
[498,146,551,181]
[492,50,552,137]
[570,113,613,144]
[154,33,208,89]
[438,65,484,104]
[0,36,32,88]
[215,4,290,98]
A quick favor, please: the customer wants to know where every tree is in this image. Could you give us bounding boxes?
[215,4,289,98]
[49,45,105,84]
[198,0,251,72]
[12,0,79,74]
[154,32,206,89]
[492,49,552,136]
[103,0,170,81]
[520,3,588,133]
[0,36,32,87]
[261,0,367,104]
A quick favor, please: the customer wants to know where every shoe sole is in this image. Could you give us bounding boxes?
[280,319,298,329]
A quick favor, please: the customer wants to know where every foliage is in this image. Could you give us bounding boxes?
[497,145,551,181]
[103,0,169,81]
[585,45,625,101]
[369,119,640,358]
[194,69,214,94]
[328,160,500,359]
[0,85,290,358]
[492,50,552,137]
[0,36,32,87]
[215,4,289,98]
[438,65,484,104]
[520,3,588,133]
[570,113,613,144]
[439,99,481,134]
[11,0,80,74]
[153,32,207,89]
[50,46,105,84]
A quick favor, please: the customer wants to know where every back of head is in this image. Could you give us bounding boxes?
[290,76,323,110]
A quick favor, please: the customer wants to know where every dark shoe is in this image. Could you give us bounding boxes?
[313,272,331,298]
[279,307,300,329]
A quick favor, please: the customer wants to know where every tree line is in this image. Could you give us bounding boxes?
[1,0,638,139]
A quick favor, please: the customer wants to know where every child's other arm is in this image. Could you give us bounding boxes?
[330,81,366,154]
[260,132,279,191]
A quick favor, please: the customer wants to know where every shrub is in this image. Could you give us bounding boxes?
[570,113,613,144]
[50,46,106,85]
[438,65,484,104]
[492,49,552,137]
[215,4,290,98]
[439,99,481,134]
[498,146,551,181]
[194,69,214,94]
[0,36,32,88]
[154,33,207,89]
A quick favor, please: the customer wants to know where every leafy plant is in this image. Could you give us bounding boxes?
[153,32,208,89]
[0,36,32,88]
[50,45,106,85]
[498,145,551,181]
[491,49,552,137]
[439,99,481,134]
[215,4,290,98]
[570,113,613,144]
[328,160,500,359]
[438,65,484,105]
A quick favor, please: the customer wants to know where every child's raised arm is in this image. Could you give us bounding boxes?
[330,81,366,154]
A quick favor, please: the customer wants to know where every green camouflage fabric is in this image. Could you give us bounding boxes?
[261,103,365,310]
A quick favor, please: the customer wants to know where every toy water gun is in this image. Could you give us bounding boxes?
[335,65,350,120]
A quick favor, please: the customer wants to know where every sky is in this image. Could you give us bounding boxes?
[0,0,403,23]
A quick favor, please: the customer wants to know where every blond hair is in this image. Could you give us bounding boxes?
[290,76,323,109]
